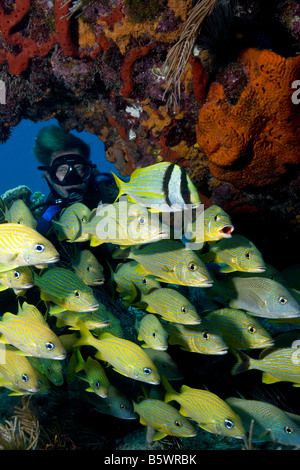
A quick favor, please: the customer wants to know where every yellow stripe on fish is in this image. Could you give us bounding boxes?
[140,287,201,325]
[112,162,201,212]
[231,348,300,385]
[4,199,37,229]
[162,377,246,440]
[0,303,66,360]
[136,314,169,350]
[164,320,228,355]
[204,308,274,350]
[74,349,110,398]
[126,240,213,287]
[0,223,59,272]
[73,320,160,385]
[133,398,197,441]
[203,234,266,273]
[0,266,33,291]
[0,348,40,393]
[33,267,99,313]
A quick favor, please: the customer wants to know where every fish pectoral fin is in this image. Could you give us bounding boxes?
[0,377,12,386]
[262,372,281,384]
[179,406,189,417]
[152,431,167,441]
[49,304,66,315]
[0,262,19,272]
[219,265,235,273]
[0,284,7,291]
[85,386,94,392]
[90,236,103,247]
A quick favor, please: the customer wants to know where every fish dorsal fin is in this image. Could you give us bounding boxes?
[180,384,192,393]
[88,208,97,222]
[99,331,116,341]
[2,312,16,323]
[258,347,278,360]
[17,302,45,322]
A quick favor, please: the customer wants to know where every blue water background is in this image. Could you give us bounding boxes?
[0,118,118,197]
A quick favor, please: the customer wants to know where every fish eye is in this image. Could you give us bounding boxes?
[203,332,209,340]
[284,426,293,434]
[22,374,29,383]
[142,278,147,285]
[95,381,100,389]
[224,419,234,429]
[86,266,90,272]
[45,342,54,351]
[174,420,182,427]
[34,243,45,253]
[120,404,126,410]
[214,215,220,221]
[278,296,287,304]
[138,216,146,225]
[74,290,80,297]
[152,332,157,338]
[245,252,250,259]
[143,367,152,375]
[181,307,187,313]
[248,326,256,334]
[188,263,197,271]
[13,270,20,279]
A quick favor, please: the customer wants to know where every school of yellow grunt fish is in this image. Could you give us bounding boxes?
[0,162,300,449]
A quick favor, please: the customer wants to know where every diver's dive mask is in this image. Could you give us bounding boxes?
[38,154,95,187]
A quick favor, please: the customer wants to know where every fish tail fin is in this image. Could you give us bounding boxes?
[161,375,178,403]
[231,350,251,375]
[74,348,85,373]
[111,173,123,202]
[73,319,93,348]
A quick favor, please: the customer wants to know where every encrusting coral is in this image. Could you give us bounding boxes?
[196,48,300,189]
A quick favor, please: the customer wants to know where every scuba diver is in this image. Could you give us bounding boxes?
[33,125,118,235]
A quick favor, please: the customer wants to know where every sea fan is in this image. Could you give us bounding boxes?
[163,0,218,111]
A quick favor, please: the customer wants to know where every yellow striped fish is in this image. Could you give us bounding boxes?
[231,348,300,385]
[74,320,160,385]
[203,234,266,273]
[112,260,161,305]
[4,199,37,229]
[52,202,91,242]
[74,349,110,398]
[52,306,111,331]
[162,377,246,440]
[186,205,234,243]
[0,266,33,291]
[141,287,201,325]
[164,321,228,355]
[204,308,274,349]
[0,348,40,393]
[112,162,201,212]
[33,267,99,314]
[28,357,64,387]
[101,310,124,337]
[0,302,66,360]
[0,223,59,271]
[133,398,197,441]
[77,201,170,247]
[71,249,105,286]
[126,240,213,287]
[136,314,169,350]
[226,397,300,447]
